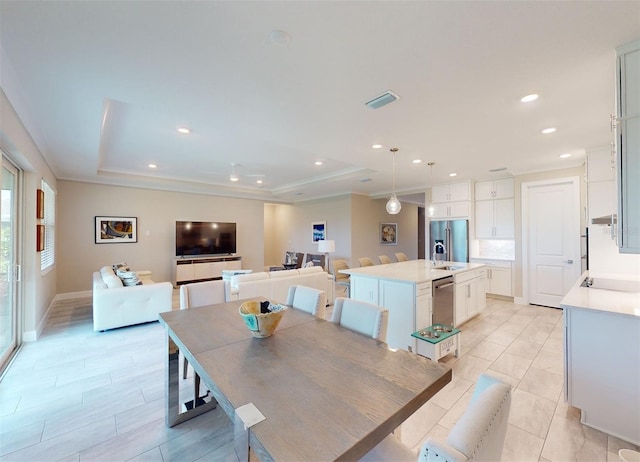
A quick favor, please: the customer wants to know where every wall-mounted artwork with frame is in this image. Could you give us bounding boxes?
[36,225,45,251]
[95,216,138,243]
[312,221,326,243]
[380,223,397,245]
[36,189,44,219]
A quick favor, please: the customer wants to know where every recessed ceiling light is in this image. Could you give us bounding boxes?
[372,144,383,149]
[413,159,422,164]
[177,127,190,134]
[314,161,323,166]
[559,153,572,159]
[256,179,263,184]
[449,173,457,177]
[148,163,157,169]
[521,94,539,103]
[542,127,556,134]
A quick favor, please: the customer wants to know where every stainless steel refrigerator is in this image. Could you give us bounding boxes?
[429,219,469,263]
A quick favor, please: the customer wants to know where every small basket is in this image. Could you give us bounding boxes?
[239,301,287,338]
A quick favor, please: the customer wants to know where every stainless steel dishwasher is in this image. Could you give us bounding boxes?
[432,276,455,327]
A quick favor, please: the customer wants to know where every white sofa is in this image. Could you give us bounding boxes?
[92,266,173,331]
[229,266,334,305]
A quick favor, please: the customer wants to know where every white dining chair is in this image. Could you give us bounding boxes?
[330,297,388,342]
[360,374,512,462]
[286,285,326,318]
[179,280,229,378]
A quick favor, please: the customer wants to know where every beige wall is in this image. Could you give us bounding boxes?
[57,181,265,293]
[0,88,58,339]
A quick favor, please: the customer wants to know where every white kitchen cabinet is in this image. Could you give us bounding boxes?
[616,40,640,254]
[453,268,485,326]
[470,258,512,297]
[475,178,514,201]
[475,198,514,239]
[432,181,471,203]
[431,201,470,220]
[349,276,432,352]
[564,305,640,445]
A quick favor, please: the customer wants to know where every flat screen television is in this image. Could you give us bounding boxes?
[176,221,237,257]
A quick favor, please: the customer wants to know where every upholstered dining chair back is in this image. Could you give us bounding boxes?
[358,257,375,267]
[378,255,392,264]
[332,259,351,297]
[360,374,512,462]
[395,252,409,262]
[331,297,388,342]
[286,285,327,318]
[179,279,229,380]
[179,279,229,309]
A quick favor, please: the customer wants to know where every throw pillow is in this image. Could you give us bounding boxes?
[112,262,130,272]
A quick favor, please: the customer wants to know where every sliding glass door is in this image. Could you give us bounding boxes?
[0,160,19,369]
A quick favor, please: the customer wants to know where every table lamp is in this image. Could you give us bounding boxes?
[317,239,335,273]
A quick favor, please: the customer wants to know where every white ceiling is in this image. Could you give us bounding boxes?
[1,1,639,204]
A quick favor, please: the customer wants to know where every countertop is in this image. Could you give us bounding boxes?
[560,270,640,318]
[340,260,485,284]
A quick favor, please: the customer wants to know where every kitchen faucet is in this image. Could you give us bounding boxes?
[432,242,447,265]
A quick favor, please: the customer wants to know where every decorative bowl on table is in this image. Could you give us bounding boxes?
[239,300,288,338]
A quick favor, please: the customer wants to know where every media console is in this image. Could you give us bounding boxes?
[174,255,242,286]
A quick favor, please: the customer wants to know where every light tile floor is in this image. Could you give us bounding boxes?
[0,294,638,461]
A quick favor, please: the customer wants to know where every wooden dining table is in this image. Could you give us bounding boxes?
[159,297,452,462]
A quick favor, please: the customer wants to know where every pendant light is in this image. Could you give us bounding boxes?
[427,162,435,217]
[386,148,401,215]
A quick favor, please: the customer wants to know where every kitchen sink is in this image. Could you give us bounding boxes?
[581,277,640,292]
[435,265,465,271]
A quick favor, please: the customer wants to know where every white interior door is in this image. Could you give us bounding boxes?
[524,178,581,308]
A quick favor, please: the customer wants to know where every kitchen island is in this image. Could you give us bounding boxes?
[561,271,640,445]
[340,260,485,352]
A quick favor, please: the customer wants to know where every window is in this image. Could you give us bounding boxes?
[40,180,55,271]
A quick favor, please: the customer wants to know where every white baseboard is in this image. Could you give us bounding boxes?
[23,291,93,342]
[514,297,527,305]
[55,290,92,301]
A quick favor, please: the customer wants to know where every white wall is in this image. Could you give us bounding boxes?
[57,180,265,293]
[0,88,58,340]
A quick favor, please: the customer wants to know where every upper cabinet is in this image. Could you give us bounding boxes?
[431,181,471,219]
[475,178,514,201]
[475,178,515,239]
[432,182,471,203]
[616,40,640,254]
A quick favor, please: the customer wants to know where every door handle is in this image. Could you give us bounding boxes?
[563,260,574,264]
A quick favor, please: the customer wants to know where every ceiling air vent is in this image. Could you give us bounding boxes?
[365,91,400,109]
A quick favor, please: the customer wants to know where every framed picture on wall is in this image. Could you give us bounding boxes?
[95,216,138,243]
[380,223,397,245]
[312,221,326,243]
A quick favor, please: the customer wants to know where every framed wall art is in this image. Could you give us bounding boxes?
[36,189,45,219]
[380,223,397,245]
[312,221,326,243]
[36,225,45,252]
[95,216,138,243]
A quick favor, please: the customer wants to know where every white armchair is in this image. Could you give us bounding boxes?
[286,285,326,318]
[361,374,512,462]
[331,297,388,342]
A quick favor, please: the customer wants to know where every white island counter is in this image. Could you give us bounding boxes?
[341,260,485,352]
[561,271,640,445]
